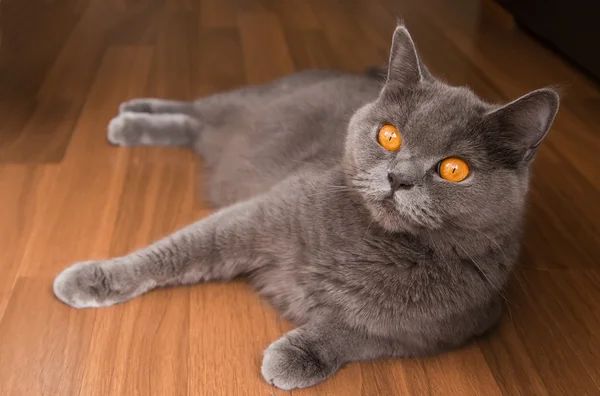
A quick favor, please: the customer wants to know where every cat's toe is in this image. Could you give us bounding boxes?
[261,336,335,390]
[107,114,140,146]
[119,99,153,114]
[53,261,114,308]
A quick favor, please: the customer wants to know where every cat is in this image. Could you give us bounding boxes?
[53,24,559,390]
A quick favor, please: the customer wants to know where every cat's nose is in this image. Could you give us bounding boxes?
[387,172,414,191]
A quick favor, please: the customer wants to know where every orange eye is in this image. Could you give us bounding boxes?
[438,157,470,182]
[377,124,402,151]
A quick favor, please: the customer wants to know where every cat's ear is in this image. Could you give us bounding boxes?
[486,88,560,161]
[386,25,423,86]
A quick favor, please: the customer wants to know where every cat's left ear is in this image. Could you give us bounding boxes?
[386,25,424,87]
[486,88,560,161]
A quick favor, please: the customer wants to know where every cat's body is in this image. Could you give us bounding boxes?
[197,70,379,206]
[53,26,559,390]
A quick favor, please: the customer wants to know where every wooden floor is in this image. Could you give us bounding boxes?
[1,0,599,394]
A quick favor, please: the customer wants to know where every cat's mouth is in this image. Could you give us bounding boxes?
[374,191,442,231]
[349,176,441,231]
[381,195,397,210]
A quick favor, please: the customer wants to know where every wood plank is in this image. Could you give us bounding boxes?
[17,46,153,277]
[0,277,96,396]
[195,28,246,96]
[151,12,198,100]
[199,0,238,28]
[265,0,320,30]
[482,272,600,394]
[478,308,551,395]
[108,6,162,45]
[521,144,600,269]
[0,0,82,100]
[0,165,56,319]
[166,0,196,11]
[36,1,140,102]
[0,99,80,163]
[236,0,269,13]
[348,0,401,60]
[238,12,296,84]
[519,270,600,385]
[284,29,340,71]
[0,101,36,162]
[188,282,288,396]
[308,0,385,72]
[0,46,155,396]
[416,346,503,396]
[78,159,195,396]
[359,359,425,396]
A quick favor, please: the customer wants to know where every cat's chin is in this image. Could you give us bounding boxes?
[366,197,442,234]
[367,202,424,234]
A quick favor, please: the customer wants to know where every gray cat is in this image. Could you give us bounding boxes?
[53,25,559,390]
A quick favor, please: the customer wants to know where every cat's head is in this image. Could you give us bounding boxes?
[345,25,559,234]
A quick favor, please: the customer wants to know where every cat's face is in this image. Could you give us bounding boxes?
[344,26,559,234]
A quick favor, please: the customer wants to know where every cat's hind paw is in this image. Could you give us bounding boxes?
[119,98,154,114]
[107,113,141,146]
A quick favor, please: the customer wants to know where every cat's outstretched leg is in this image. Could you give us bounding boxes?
[112,94,247,147]
[53,198,266,308]
[107,112,200,147]
[117,70,339,125]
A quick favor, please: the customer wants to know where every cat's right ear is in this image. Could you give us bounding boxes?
[386,25,424,87]
[486,88,560,162]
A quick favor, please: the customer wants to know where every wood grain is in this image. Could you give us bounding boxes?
[0,166,53,319]
[0,99,80,163]
[199,0,238,28]
[0,0,599,395]
[0,277,96,396]
[238,12,296,84]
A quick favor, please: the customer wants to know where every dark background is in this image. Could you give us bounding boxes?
[495,0,600,82]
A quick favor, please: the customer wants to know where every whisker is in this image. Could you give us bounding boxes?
[363,219,376,241]
[441,221,516,325]
[342,162,371,174]
[447,234,512,307]
[427,229,446,262]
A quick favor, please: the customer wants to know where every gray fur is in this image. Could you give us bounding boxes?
[53,25,559,390]
[107,112,199,147]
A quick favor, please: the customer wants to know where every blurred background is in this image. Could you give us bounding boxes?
[0,1,598,395]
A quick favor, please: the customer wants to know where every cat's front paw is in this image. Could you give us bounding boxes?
[54,259,150,309]
[53,261,114,308]
[53,260,132,309]
[54,259,156,309]
[261,333,338,390]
